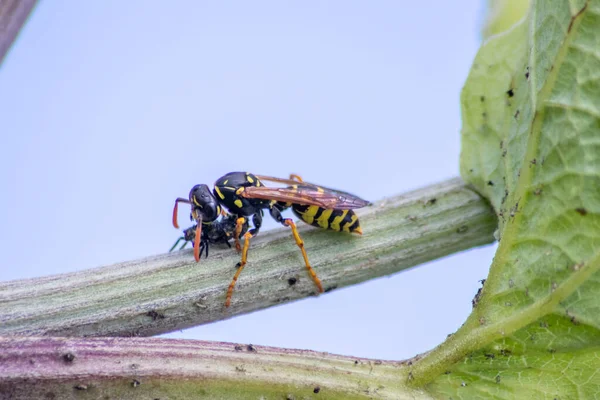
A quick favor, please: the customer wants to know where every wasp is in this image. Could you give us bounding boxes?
[172,172,370,307]
[169,211,250,259]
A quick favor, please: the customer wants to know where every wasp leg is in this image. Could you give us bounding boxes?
[289,174,304,182]
[269,206,323,294]
[169,237,185,252]
[226,231,253,307]
[234,217,247,252]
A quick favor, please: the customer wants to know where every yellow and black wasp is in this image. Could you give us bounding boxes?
[172,172,370,307]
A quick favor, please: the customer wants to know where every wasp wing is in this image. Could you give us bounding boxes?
[241,185,370,210]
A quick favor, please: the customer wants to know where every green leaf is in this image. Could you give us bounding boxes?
[412,0,600,397]
[482,0,532,38]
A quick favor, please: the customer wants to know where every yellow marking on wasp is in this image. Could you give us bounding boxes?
[223,179,228,185]
[330,210,348,231]
[236,187,244,195]
[192,197,202,207]
[317,187,325,193]
[214,186,225,200]
[316,209,334,229]
[297,205,319,224]
[246,175,254,183]
[234,199,243,208]
[223,186,237,191]
[342,214,359,233]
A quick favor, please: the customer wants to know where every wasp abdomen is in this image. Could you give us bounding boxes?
[292,205,361,234]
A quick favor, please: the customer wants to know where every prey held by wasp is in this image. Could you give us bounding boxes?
[172,172,370,307]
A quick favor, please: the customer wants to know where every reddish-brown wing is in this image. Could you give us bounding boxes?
[242,175,370,210]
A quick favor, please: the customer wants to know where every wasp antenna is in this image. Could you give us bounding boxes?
[173,198,191,229]
[193,222,203,262]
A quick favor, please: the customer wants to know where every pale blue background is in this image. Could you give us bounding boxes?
[0,1,497,360]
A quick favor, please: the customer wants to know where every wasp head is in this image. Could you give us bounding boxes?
[189,184,220,223]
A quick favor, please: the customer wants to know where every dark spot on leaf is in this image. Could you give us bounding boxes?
[354,360,359,365]
[457,225,468,234]
[514,110,520,119]
[313,386,321,394]
[575,207,588,216]
[288,277,297,286]
[534,188,543,196]
[472,279,485,308]
[506,89,514,97]
[374,360,382,365]
[548,348,556,354]
[484,353,495,359]
[325,285,337,293]
[146,310,165,321]
[530,158,537,165]
[63,353,75,363]
[540,321,548,328]
[74,384,88,391]
[525,66,530,79]
[499,349,512,356]
[480,96,485,102]
[234,345,243,351]
[131,379,141,388]
[495,375,501,383]
[487,180,494,186]
[247,344,257,352]
[444,370,451,375]
[425,198,437,206]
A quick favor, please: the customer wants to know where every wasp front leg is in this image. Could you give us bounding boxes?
[233,217,247,252]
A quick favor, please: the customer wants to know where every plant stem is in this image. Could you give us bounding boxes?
[0,177,496,338]
[0,336,431,399]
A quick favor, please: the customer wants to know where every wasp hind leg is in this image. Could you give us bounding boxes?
[289,174,303,182]
[269,205,324,294]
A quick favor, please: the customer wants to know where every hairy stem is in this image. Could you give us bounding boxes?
[0,336,430,399]
[0,177,496,338]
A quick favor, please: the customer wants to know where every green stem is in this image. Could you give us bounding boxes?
[0,177,496,338]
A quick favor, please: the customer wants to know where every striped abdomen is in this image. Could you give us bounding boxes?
[291,204,362,234]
